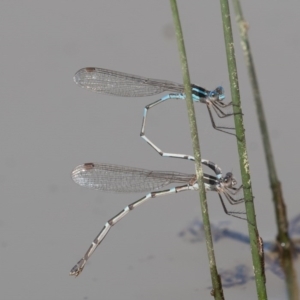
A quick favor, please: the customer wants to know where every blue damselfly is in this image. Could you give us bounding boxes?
[74,68,238,158]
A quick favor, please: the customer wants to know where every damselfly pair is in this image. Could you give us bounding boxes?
[70,67,245,276]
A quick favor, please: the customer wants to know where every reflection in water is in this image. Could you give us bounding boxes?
[220,265,253,288]
[179,214,300,288]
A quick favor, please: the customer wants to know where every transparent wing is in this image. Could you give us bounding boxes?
[73,67,184,97]
[72,163,195,193]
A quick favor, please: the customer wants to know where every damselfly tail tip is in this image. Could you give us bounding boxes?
[69,259,86,277]
[69,266,80,277]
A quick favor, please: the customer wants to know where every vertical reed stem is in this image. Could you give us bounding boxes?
[232,1,299,299]
[170,1,224,298]
[220,0,268,299]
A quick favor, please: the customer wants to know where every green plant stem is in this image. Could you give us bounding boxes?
[219,0,268,299]
[170,1,224,299]
[232,1,299,299]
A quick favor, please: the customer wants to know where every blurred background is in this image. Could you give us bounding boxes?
[0,1,299,299]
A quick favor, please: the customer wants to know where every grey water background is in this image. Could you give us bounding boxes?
[0,1,299,299]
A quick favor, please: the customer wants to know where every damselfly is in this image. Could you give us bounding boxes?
[74,68,238,149]
[70,159,244,277]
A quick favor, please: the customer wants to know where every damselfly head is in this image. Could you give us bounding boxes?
[221,172,237,188]
[209,86,225,101]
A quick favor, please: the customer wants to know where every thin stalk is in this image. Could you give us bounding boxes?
[219,0,268,299]
[232,1,299,299]
[169,1,224,299]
